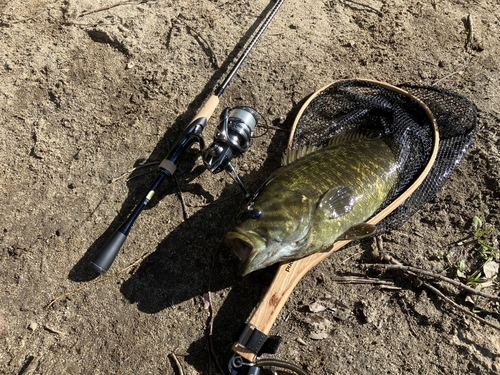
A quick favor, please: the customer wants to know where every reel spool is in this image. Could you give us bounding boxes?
[231,79,477,362]
[202,106,259,197]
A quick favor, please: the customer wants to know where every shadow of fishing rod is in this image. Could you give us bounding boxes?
[69,0,285,282]
[115,101,304,375]
[118,131,286,312]
[119,101,308,372]
[117,94,309,313]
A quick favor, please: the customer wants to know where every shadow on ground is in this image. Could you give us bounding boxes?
[68,0,284,284]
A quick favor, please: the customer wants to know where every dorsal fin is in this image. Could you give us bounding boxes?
[327,130,380,148]
[281,145,319,166]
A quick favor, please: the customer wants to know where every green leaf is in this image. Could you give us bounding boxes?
[458,259,467,272]
[472,216,482,230]
[474,228,492,238]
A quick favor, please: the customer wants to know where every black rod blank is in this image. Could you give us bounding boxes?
[89,0,286,274]
[90,174,165,273]
[215,0,286,97]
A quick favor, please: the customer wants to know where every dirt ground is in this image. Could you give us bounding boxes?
[1,0,499,374]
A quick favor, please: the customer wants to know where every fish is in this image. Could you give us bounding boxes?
[225,133,400,276]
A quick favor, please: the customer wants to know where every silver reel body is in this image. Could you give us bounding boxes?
[202,106,259,197]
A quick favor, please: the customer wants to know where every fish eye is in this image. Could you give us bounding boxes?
[249,209,262,219]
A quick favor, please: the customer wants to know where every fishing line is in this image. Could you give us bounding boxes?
[90,0,286,274]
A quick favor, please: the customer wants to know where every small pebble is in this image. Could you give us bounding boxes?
[296,337,307,345]
[309,331,329,340]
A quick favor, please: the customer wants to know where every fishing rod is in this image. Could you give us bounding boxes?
[90,0,286,274]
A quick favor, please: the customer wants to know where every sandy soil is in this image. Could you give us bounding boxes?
[1,0,499,374]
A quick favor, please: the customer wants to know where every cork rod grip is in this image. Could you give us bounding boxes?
[194,95,220,124]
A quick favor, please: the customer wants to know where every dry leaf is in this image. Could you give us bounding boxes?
[483,261,499,279]
[308,301,327,313]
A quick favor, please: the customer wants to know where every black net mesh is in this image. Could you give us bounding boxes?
[291,80,477,233]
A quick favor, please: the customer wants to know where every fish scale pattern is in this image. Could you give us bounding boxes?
[292,80,477,234]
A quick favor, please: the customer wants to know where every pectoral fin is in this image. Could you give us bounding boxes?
[318,186,356,219]
[338,223,376,240]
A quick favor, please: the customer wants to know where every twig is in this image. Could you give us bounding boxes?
[370,264,500,302]
[432,69,465,86]
[177,16,219,69]
[169,353,184,375]
[109,161,159,183]
[173,175,189,221]
[43,324,64,335]
[424,282,500,331]
[207,291,214,336]
[46,252,151,308]
[331,275,395,286]
[340,250,364,265]
[342,0,382,16]
[79,0,145,17]
[2,11,44,25]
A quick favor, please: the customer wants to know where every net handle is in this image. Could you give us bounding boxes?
[233,79,439,361]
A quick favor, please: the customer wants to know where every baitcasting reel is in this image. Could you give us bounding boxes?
[202,106,259,198]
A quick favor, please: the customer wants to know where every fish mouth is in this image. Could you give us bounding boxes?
[224,228,266,276]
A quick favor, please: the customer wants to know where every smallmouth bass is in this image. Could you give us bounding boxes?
[225,135,400,275]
